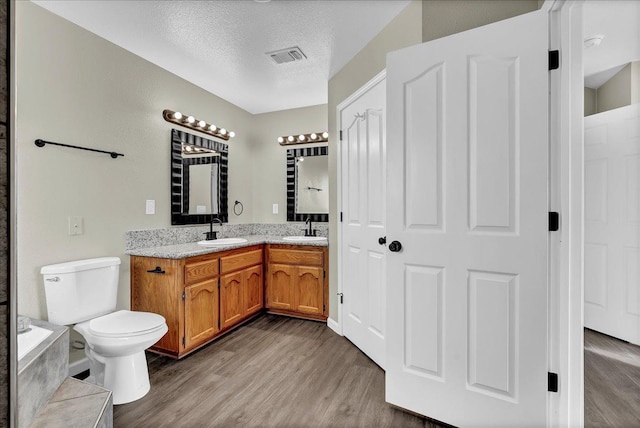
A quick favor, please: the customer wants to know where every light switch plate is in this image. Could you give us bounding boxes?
[68,216,83,236]
[146,199,155,215]
[272,204,278,214]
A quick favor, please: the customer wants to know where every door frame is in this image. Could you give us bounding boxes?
[546,0,584,427]
[331,69,387,336]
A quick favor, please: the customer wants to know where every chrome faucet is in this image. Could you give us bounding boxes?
[305,217,316,237]
[204,218,223,240]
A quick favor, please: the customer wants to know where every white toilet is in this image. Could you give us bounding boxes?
[41,257,168,405]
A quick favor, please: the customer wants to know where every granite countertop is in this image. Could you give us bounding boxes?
[125,234,328,259]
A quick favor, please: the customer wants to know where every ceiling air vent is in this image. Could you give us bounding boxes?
[266,46,307,65]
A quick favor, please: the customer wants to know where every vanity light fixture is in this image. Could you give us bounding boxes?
[163,109,235,141]
[278,131,329,146]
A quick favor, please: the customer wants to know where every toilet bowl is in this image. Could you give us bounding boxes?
[41,257,168,405]
[74,310,168,404]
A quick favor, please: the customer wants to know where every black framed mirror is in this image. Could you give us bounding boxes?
[287,146,328,222]
[171,129,228,225]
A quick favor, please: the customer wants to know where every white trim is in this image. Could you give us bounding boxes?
[326,317,342,336]
[548,1,584,427]
[335,69,387,336]
[68,356,90,377]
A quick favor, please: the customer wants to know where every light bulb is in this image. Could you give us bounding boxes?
[288,136,295,142]
[198,120,206,128]
[187,116,195,124]
[220,128,227,135]
[310,133,317,140]
[229,131,236,138]
[278,137,284,143]
[322,132,329,139]
[185,145,193,151]
[173,111,183,120]
[209,124,217,132]
[298,157,304,162]
[299,135,306,141]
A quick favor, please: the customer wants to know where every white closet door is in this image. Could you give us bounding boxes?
[386,10,549,427]
[585,103,640,345]
[340,76,387,368]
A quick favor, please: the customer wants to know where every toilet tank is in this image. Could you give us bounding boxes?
[41,257,121,325]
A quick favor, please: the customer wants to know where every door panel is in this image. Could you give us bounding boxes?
[266,264,294,310]
[386,10,548,427]
[184,280,218,349]
[220,271,243,329]
[584,103,640,345]
[341,77,387,368]
[294,266,323,315]
[244,265,263,315]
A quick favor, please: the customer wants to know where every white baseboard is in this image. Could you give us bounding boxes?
[68,357,90,377]
[327,317,342,336]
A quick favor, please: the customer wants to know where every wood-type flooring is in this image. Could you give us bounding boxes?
[114,314,441,428]
[585,328,640,427]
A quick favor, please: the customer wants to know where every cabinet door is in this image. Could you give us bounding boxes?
[266,264,295,310]
[184,279,219,350]
[294,266,324,315]
[220,271,244,329]
[244,265,263,316]
[131,256,181,353]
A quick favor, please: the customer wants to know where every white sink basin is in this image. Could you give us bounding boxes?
[282,236,327,242]
[197,237,248,246]
[18,325,52,361]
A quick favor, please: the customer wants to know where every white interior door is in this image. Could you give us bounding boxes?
[340,76,386,368]
[584,103,640,345]
[386,11,549,427]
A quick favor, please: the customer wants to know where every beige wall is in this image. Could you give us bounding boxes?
[422,0,539,43]
[327,0,423,320]
[632,61,640,105]
[598,63,632,113]
[584,87,597,116]
[16,2,325,320]
[585,61,640,116]
[250,105,327,224]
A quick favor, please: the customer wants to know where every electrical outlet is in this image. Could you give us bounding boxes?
[146,200,155,215]
[68,216,83,236]
[272,204,279,214]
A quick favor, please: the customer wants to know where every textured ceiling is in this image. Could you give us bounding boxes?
[32,0,409,114]
[583,0,640,88]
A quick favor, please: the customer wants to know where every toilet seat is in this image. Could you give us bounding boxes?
[89,310,166,338]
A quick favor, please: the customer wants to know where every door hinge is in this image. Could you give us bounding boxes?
[549,212,560,231]
[182,292,186,301]
[337,292,343,304]
[182,337,185,347]
[549,50,560,70]
[548,372,559,392]
[340,212,343,222]
[323,270,326,279]
[339,130,343,141]
[323,304,326,312]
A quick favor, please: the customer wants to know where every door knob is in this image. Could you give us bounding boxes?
[378,236,387,245]
[388,241,402,252]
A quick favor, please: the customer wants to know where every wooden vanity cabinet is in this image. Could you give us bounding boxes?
[265,245,328,321]
[130,245,264,359]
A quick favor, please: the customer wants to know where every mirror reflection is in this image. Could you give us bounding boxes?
[171,129,228,225]
[295,155,328,214]
[287,146,328,222]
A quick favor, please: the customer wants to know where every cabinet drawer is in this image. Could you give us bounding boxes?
[185,258,219,285]
[221,249,262,273]
[269,249,323,267]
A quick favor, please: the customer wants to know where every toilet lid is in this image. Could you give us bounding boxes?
[89,310,166,337]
